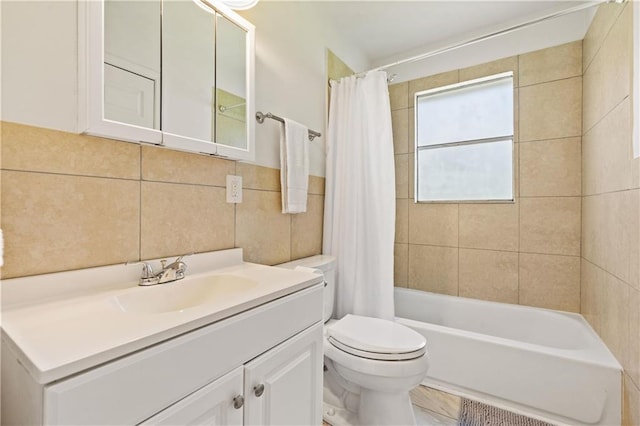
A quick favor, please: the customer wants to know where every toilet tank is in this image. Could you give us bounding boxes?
[276,255,336,322]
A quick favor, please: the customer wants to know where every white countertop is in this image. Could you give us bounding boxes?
[1,249,323,384]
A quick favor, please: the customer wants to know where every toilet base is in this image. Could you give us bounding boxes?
[322,400,358,426]
[322,381,417,426]
[323,395,418,426]
[358,389,416,425]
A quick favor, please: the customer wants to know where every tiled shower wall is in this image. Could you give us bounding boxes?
[580,3,640,424]
[0,122,325,279]
[390,41,583,312]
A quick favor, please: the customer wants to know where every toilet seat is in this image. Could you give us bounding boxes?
[327,314,426,361]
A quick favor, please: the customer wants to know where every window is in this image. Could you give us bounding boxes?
[414,72,514,202]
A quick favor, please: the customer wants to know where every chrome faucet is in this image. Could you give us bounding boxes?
[128,254,189,286]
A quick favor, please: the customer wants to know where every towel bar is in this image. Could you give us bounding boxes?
[255,111,321,141]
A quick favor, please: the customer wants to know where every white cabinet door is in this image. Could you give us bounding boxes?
[141,367,244,426]
[244,323,323,426]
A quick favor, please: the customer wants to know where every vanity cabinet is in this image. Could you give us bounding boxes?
[4,284,323,425]
[79,0,255,160]
[142,367,245,426]
[142,323,322,426]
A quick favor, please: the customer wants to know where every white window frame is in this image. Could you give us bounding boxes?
[413,71,515,203]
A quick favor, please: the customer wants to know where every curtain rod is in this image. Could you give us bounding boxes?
[357,0,613,77]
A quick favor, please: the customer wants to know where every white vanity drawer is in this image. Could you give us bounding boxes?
[43,284,322,425]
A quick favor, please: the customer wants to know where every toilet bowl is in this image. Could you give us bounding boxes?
[277,256,429,426]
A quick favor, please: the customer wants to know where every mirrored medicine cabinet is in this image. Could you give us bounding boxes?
[79,0,255,160]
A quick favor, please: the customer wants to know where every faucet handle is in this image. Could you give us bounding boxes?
[126,260,154,278]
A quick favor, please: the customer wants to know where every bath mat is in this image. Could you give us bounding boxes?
[458,398,555,426]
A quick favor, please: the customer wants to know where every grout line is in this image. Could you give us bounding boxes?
[518,135,582,144]
[583,187,639,198]
[582,257,636,287]
[582,94,630,137]
[517,73,583,89]
[1,168,140,182]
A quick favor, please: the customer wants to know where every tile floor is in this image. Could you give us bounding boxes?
[323,385,461,425]
[411,385,460,425]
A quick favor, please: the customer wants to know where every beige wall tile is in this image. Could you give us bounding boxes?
[408,244,458,296]
[309,175,325,195]
[394,243,408,288]
[395,154,409,199]
[2,121,140,179]
[389,82,409,111]
[601,272,630,369]
[459,203,518,252]
[623,375,640,426]
[513,142,519,197]
[519,41,582,87]
[520,197,581,256]
[236,189,290,265]
[583,3,625,72]
[392,109,409,154]
[408,108,415,153]
[459,249,519,304]
[396,199,409,244]
[140,181,234,260]
[514,89,519,143]
[408,203,458,247]
[520,138,581,197]
[519,253,580,312]
[628,287,640,390]
[630,189,640,290]
[581,195,600,267]
[583,4,632,132]
[408,154,415,200]
[582,98,634,195]
[1,171,140,278]
[237,162,280,191]
[581,259,606,333]
[142,145,234,186]
[459,56,518,87]
[408,70,459,101]
[291,194,324,259]
[582,191,638,283]
[519,77,582,142]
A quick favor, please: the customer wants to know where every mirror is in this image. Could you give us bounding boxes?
[84,0,254,159]
[215,14,248,150]
[162,0,216,145]
[103,0,161,130]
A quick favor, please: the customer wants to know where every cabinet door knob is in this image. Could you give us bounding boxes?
[233,395,244,409]
[254,383,265,397]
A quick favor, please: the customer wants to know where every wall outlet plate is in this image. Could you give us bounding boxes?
[226,175,243,203]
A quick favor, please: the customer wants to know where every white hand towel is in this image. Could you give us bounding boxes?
[280,118,309,214]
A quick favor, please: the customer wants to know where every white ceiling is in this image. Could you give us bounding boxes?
[311,1,596,66]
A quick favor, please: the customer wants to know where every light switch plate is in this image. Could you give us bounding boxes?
[226,175,243,203]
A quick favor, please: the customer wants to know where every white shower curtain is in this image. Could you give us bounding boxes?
[323,71,396,321]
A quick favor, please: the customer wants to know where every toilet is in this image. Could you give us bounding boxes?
[277,255,429,426]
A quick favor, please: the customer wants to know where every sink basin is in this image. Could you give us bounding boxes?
[111,275,258,314]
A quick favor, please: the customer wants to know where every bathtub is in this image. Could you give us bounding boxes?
[394,288,622,426]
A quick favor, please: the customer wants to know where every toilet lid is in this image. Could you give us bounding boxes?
[327,314,427,361]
